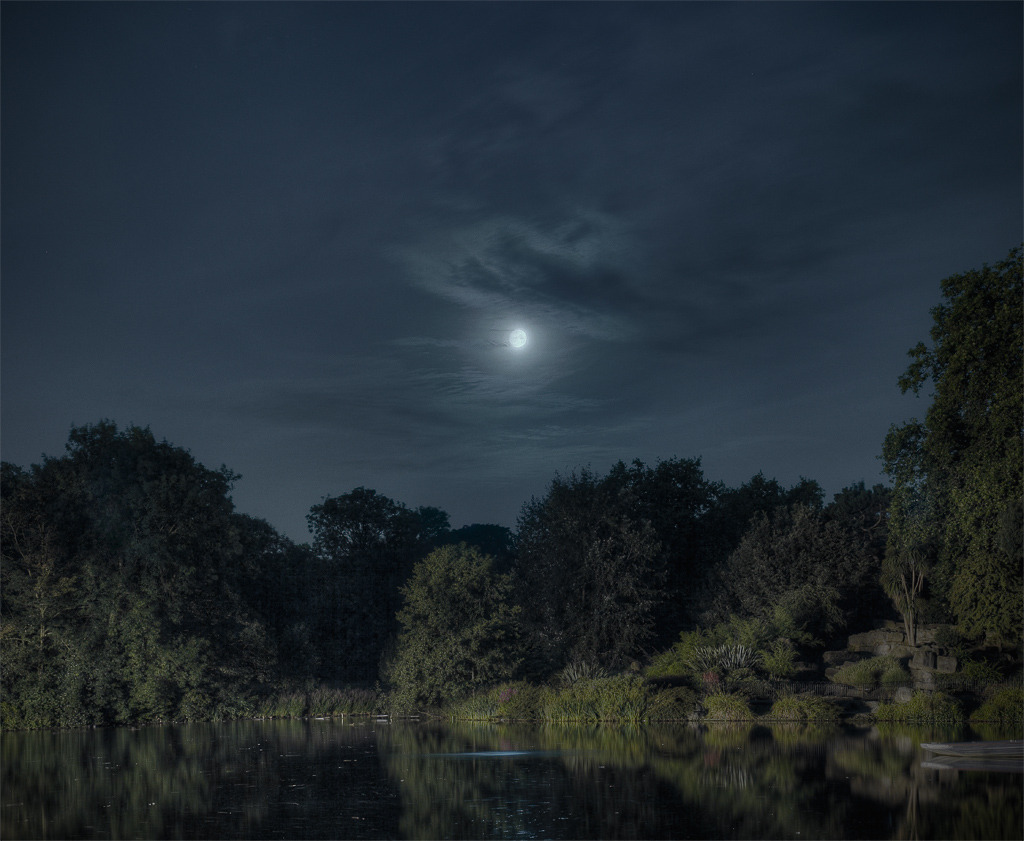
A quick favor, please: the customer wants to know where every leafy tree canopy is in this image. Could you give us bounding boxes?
[385,543,522,711]
[883,246,1023,647]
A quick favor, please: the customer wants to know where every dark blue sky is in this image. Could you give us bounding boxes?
[3,2,1021,541]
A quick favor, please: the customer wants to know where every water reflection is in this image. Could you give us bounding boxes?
[2,719,1020,839]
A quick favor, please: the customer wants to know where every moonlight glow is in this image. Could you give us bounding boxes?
[509,328,528,348]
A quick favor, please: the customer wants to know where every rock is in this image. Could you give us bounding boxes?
[911,669,936,690]
[911,650,937,670]
[823,650,861,666]
[894,686,914,703]
[848,628,906,653]
[936,655,957,674]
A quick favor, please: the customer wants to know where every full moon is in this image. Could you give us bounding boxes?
[509,328,528,348]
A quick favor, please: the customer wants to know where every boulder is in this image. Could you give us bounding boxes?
[936,655,957,674]
[847,628,906,653]
[894,686,914,703]
[911,668,936,690]
[823,650,861,667]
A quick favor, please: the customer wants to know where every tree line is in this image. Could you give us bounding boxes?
[2,246,1020,726]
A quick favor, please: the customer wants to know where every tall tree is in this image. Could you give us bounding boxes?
[385,543,522,711]
[514,468,664,675]
[602,458,718,642]
[883,246,1023,647]
[306,488,445,681]
[1,422,276,726]
[824,482,893,629]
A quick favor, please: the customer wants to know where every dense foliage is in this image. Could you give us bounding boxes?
[3,247,1019,726]
[882,245,1023,647]
[385,544,522,711]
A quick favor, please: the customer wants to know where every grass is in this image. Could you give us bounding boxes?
[764,694,841,722]
[969,687,1024,725]
[257,686,380,719]
[446,676,700,723]
[702,692,755,722]
[874,691,964,724]
[830,655,910,688]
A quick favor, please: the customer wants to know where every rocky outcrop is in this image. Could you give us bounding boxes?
[826,622,959,692]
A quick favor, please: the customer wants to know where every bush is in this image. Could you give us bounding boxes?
[830,655,910,688]
[765,694,840,722]
[760,639,798,680]
[970,687,1024,725]
[644,647,691,679]
[647,686,698,720]
[702,692,755,721]
[874,691,964,724]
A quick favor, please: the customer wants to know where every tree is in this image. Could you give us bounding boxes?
[441,524,516,574]
[883,246,1023,647]
[708,503,878,642]
[1,422,277,727]
[514,468,664,675]
[824,482,893,629]
[601,458,719,642]
[306,488,446,681]
[385,544,522,711]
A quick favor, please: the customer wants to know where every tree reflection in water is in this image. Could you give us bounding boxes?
[2,719,1020,839]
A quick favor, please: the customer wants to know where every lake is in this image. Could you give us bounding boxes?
[2,717,1021,839]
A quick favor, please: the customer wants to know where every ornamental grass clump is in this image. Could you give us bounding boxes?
[830,655,910,688]
[702,692,755,722]
[541,680,599,722]
[593,675,652,722]
[558,661,610,686]
[540,675,653,722]
[874,691,964,724]
[319,687,380,716]
[969,687,1024,725]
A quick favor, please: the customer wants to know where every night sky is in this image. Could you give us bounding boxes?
[3,2,1021,541]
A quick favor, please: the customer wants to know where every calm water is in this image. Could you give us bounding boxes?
[2,717,1021,839]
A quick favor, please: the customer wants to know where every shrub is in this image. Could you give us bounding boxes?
[970,687,1024,725]
[830,655,910,688]
[765,694,840,722]
[702,692,755,721]
[644,648,690,679]
[760,639,798,680]
[874,691,964,724]
[647,686,698,720]
[936,658,1006,691]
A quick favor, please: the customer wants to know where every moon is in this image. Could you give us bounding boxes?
[509,328,528,348]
